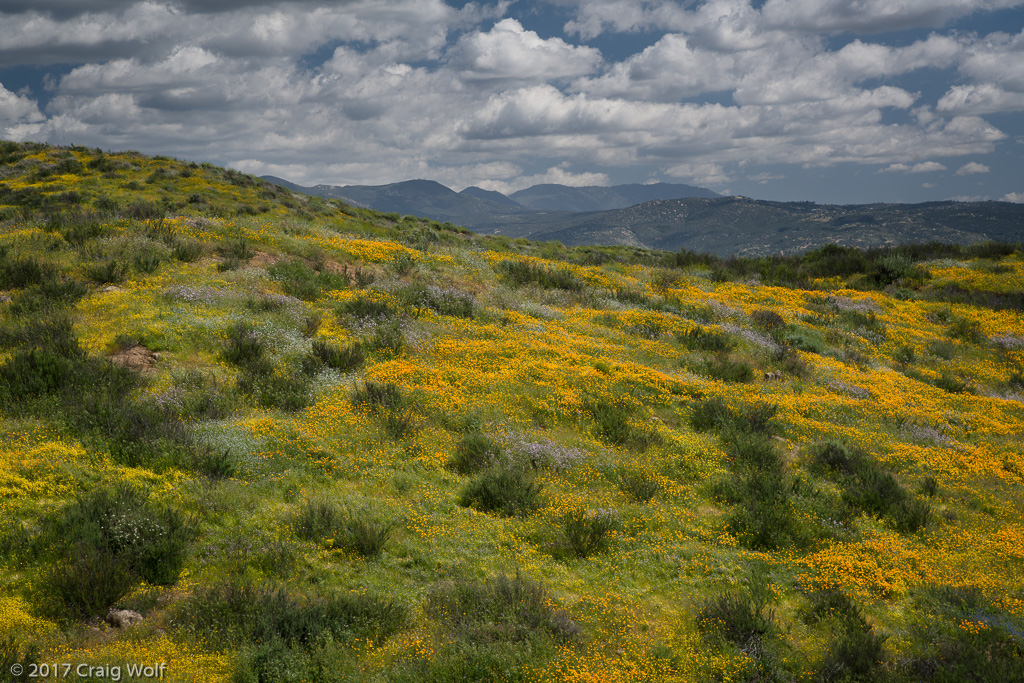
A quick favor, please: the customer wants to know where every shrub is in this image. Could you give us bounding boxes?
[292,501,344,542]
[0,253,51,289]
[340,515,396,559]
[819,625,888,682]
[497,260,584,292]
[557,508,619,558]
[676,326,736,352]
[402,284,475,318]
[585,399,661,451]
[268,260,347,301]
[341,296,394,320]
[696,591,776,649]
[750,309,785,330]
[220,238,255,261]
[722,431,784,471]
[367,319,406,355]
[305,339,364,373]
[447,432,502,475]
[948,317,985,344]
[38,484,191,616]
[727,470,804,550]
[171,238,204,262]
[934,373,973,394]
[178,581,407,648]
[691,397,778,435]
[8,278,88,315]
[426,573,579,645]
[458,467,542,517]
[352,381,404,414]
[223,323,269,371]
[85,259,127,284]
[894,344,916,366]
[617,469,661,503]
[926,339,957,360]
[133,248,163,274]
[702,356,754,382]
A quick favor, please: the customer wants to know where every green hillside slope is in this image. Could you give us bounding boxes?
[1,142,1023,682]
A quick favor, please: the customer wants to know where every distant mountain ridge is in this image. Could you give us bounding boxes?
[263,175,1024,256]
[260,176,720,227]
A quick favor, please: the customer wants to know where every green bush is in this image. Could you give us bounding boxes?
[367,319,405,355]
[303,339,364,374]
[402,284,475,318]
[690,397,778,435]
[426,573,579,646]
[497,260,584,292]
[85,258,127,284]
[38,484,191,617]
[676,326,736,352]
[268,260,347,301]
[447,432,502,475]
[223,323,269,371]
[171,238,204,262]
[750,309,785,330]
[352,381,404,414]
[458,467,542,517]
[696,591,776,648]
[617,469,661,503]
[341,296,394,320]
[0,252,51,289]
[727,469,804,550]
[585,399,661,451]
[557,508,619,558]
[178,581,407,648]
[702,356,754,382]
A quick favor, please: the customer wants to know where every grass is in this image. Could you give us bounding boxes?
[0,143,1022,683]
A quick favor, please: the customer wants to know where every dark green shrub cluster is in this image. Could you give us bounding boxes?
[268,259,348,300]
[691,398,811,550]
[223,323,309,411]
[447,432,503,475]
[497,259,584,292]
[750,309,785,330]
[85,258,128,284]
[585,398,662,451]
[36,484,191,617]
[458,466,541,517]
[809,441,931,533]
[426,573,579,646]
[555,508,619,558]
[0,249,52,289]
[401,284,475,318]
[340,295,394,320]
[1,635,40,683]
[392,574,578,682]
[291,502,395,558]
[676,326,737,352]
[697,591,777,650]
[900,585,1024,682]
[177,580,407,649]
[617,468,661,503]
[302,339,364,374]
[352,381,415,438]
[690,397,778,436]
[701,356,755,383]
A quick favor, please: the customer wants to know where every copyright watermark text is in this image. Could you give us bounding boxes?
[10,662,167,680]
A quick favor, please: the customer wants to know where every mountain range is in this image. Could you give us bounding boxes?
[263,176,1024,256]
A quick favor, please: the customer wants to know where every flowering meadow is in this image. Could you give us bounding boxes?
[1,142,1022,681]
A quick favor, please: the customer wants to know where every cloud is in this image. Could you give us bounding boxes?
[0,0,1021,196]
[761,0,1024,34]
[449,18,601,82]
[1002,192,1024,202]
[881,161,947,173]
[956,161,990,174]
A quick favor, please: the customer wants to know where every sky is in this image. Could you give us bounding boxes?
[1,0,1024,204]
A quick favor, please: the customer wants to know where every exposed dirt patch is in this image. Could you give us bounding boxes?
[249,251,282,268]
[110,344,159,371]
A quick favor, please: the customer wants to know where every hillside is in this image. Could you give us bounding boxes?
[2,142,1023,682]
[533,196,1024,256]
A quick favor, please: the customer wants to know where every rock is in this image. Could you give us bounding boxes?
[105,609,143,628]
[100,285,122,293]
[0,294,11,303]
[763,370,783,381]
